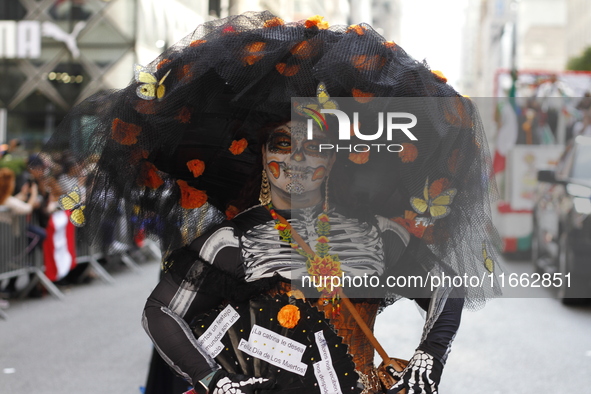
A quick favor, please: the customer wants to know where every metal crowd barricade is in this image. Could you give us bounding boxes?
[75,237,115,284]
[0,208,64,313]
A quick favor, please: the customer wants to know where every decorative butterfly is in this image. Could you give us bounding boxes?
[482,242,494,273]
[58,186,86,227]
[134,64,172,100]
[295,82,339,130]
[410,178,457,220]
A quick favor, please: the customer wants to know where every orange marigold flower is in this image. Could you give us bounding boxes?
[429,178,450,198]
[157,58,171,70]
[225,205,240,220]
[352,88,375,103]
[277,304,300,329]
[112,118,141,145]
[275,63,300,76]
[432,70,447,82]
[346,25,366,35]
[448,149,459,173]
[275,223,288,231]
[351,55,385,71]
[305,15,329,30]
[264,17,285,28]
[384,41,397,49]
[176,180,207,209]
[399,143,418,163]
[348,151,370,164]
[229,138,248,155]
[138,162,163,189]
[176,107,192,124]
[189,39,207,47]
[186,159,205,178]
[290,40,316,59]
[134,100,157,115]
[317,236,329,244]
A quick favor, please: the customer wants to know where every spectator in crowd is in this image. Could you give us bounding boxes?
[0,167,39,297]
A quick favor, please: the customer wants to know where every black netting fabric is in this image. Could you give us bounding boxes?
[39,11,502,309]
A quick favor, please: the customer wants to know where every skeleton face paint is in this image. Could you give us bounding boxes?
[264,121,333,196]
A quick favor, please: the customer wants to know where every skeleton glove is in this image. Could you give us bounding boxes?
[207,370,275,394]
[387,350,442,394]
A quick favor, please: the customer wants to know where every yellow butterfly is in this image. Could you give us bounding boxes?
[134,64,172,100]
[58,186,86,227]
[482,242,494,273]
[410,178,457,219]
[295,82,339,129]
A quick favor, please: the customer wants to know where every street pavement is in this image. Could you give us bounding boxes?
[1,259,161,394]
[375,258,591,393]
[2,256,591,394]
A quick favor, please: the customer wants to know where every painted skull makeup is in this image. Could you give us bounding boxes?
[264,121,334,196]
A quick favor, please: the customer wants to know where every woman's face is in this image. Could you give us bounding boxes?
[263,121,334,196]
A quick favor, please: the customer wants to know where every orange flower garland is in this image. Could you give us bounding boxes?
[307,255,342,295]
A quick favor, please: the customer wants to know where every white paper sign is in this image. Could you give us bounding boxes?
[313,331,342,394]
[197,305,240,358]
[237,324,308,376]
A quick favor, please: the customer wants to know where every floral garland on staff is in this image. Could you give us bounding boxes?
[266,203,343,304]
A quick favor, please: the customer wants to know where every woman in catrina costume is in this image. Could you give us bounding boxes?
[41,11,502,394]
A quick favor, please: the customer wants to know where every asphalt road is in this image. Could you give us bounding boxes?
[2,256,591,394]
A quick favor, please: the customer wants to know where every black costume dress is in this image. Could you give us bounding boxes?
[143,204,462,393]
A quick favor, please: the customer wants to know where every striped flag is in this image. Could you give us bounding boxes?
[43,210,77,282]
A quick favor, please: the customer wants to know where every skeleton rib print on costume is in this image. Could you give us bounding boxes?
[241,206,398,282]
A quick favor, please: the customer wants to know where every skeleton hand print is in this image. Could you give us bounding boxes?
[387,350,442,394]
